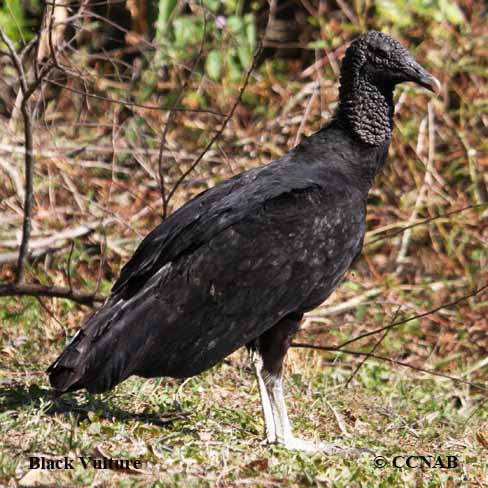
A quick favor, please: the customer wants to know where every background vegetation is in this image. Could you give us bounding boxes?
[0,0,487,486]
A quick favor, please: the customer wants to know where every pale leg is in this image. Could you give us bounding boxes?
[252,314,372,454]
[265,371,346,453]
[252,353,276,443]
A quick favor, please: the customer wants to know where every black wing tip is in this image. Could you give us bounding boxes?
[47,363,79,394]
[50,387,66,398]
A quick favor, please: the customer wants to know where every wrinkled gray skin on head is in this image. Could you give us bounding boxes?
[337,31,437,145]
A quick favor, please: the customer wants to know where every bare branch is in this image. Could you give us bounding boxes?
[164,43,263,212]
[159,13,208,218]
[15,98,35,283]
[365,203,488,247]
[291,342,487,392]
[336,282,488,349]
[0,221,108,264]
[1,28,37,283]
[45,79,226,116]
[0,29,27,93]
[344,306,401,388]
[0,283,105,305]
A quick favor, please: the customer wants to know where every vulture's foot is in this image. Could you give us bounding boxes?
[278,437,374,456]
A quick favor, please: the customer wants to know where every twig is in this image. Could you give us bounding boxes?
[336,282,488,350]
[0,159,25,202]
[0,242,66,265]
[365,203,488,247]
[159,12,208,217]
[45,79,226,116]
[396,101,435,270]
[66,240,75,292]
[164,43,262,211]
[0,221,114,266]
[438,110,488,204]
[294,81,319,146]
[36,296,65,328]
[325,400,352,438]
[291,342,486,392]
[335,0,358,25]
[0,141,223,163]
[0,220,108,250]
[0,283,105,305]
[344,306,401,388]
[304,287,381,318]
[93,108,119,295]
[0,29,44,283]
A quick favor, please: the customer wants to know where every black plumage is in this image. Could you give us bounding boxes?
[48,31,439,452]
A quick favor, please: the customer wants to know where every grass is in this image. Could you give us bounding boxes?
[1,296,487,486]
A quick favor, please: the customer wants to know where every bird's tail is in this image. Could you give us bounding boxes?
[47,298,130,394]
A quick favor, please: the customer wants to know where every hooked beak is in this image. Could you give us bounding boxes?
[405,61,441,95]
[416,73,441,95]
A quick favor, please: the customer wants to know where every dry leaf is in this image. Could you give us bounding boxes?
[476,431,488,450]
[245,458,269,471]
[18,468,52,487]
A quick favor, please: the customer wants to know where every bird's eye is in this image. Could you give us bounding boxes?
[372,46,388,59]
[369,36,393,60]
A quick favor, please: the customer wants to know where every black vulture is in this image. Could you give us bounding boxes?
[48,31,440,452]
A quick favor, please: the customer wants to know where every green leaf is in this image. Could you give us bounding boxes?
[245,14,256,49]
[173,17,203,48]
[307,40,327,49]
[375,0,412,27]
[205,50,223,81]
[0,0,32,45]
[227,15,244,33]
[202,0,220,13]
[439,0,465,25]
[159,0,178,26]
[227,51,242,81]
[236,44,251,68]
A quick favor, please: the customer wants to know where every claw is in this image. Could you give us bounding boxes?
[252,342,375,457]
[278,437,375,456]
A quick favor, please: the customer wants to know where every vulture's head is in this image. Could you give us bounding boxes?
[338,31,440,145]
[340,31,440,96]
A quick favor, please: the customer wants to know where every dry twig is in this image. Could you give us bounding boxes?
[344,306,401,388]
[163,43,263,213]
[293,283,488,390]
[0,28,54,282]
[0,282,104,305]
[158,13,208,217]
[336,282,488,349]
[291,343,486,392]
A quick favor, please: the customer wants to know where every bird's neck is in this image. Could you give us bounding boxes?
[336,72,395,147]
